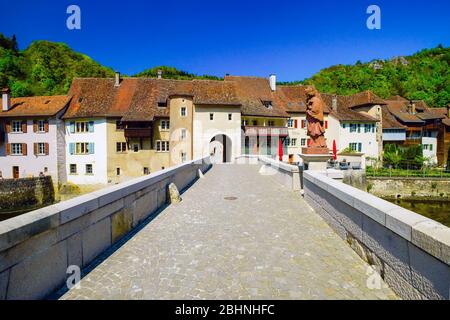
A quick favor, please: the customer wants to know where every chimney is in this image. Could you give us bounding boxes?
[269,74,276,91]
[332,95,338,112]
[2,88,11,112]
[157,69,162,79]
[114,71,121,87]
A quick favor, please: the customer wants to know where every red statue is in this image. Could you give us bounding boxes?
[303,86,328,154]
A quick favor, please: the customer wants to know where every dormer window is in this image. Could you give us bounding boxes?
[158,102,167,108]
[262,100,273,109]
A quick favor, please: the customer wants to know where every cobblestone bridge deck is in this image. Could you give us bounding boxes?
[61,164,397,300]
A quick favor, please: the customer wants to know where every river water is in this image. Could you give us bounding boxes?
[386,199,450,227]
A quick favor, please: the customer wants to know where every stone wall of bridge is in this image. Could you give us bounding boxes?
[304,170,450,300]
[0,157,211,300]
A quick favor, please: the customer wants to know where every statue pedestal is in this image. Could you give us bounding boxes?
[300,149,332,171]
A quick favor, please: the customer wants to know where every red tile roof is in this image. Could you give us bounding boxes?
[0,95,70,118]
[64,77,241,121]
[321,93,378,122]
[224,76,289,117]
[346,90,386,108]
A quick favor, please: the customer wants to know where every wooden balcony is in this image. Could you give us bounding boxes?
[124,128,152,138]
[242,126,289,137]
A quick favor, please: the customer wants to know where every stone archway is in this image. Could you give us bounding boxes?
[210,134,232,163]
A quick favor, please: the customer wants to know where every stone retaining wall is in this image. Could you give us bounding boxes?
[304,170,450,300]
[0,176,55,212]
[0,158,211,300]
[367,177,450,198]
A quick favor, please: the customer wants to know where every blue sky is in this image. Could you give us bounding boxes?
[1,0,449,81]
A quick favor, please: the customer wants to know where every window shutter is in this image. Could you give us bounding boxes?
[358,143,362,152]
[324,121,328,129]
[45,143,49,155]
[44,120,49,132]
[5,121,11,133]
[70,122,75,133]
[294,120,298,128]
[301,120,305,128]
[22,143,27,155]
[69,143,75,155]
[89,142,95,154]
[34,143,38,155]
[21,121,27,133]
[6,143,10,155]
[33,120,37,133]
[89,121,94,133]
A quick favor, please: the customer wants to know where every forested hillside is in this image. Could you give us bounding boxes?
[281,46,450,107]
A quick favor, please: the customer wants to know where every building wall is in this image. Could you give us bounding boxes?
[169,97,193,166]
[0,118,59,182]
[422,136,438,164]
[338,120,379,159]
[65,118,108,185]
[106,118,169,184]
[193,105,241,161]
[351,104,383,160]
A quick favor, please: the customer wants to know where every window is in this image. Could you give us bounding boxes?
[284,138,290,146]
[349,142,362,152]
[116,168,121,176]
[290,138,297,146]
[262,101,273,109]
[116,142,127,153]
[287,119,294,128]
[74,142,92,155]
[156,140,169,152]
[133,144,139,152]
[44,167,48,173]
[85,164,93,175]
[116,121,124,130]
[70,164,77,175]
[158,102,167,108]
[11,143,23,155]
[210,113,214,121]
[37,143,46,155]
[252,120,257,126]
[301,138,307,146]
[181,129,187,141]
[161,120,170,130]
[350,124,357,133]
[76,121,89,133]
[268,121,275,127]
[143,167,149,175]
[12,121,22,133]
[180,106,187,117]
[301,120,307,129]
[228,114,232,121]
[181,152,187,163]
[38,120,46,132]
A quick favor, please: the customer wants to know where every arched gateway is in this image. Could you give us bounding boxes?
[209,134,232,163]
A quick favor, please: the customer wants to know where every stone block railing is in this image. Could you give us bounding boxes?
[236,155,301,191]
[303,170,450,300]
[0,157,211,300]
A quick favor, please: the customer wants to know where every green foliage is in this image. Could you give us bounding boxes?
[383,143,425,169]
[134,66,222,81]
[0,33,114,97]
[281,46,450,107]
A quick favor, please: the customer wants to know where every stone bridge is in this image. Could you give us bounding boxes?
[0,157,449,300]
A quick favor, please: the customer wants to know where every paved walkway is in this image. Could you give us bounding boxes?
[61,164,397,300]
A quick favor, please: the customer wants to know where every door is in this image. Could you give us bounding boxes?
[12,166,19,179]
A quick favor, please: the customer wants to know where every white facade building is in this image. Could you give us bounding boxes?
[65,118,108,185]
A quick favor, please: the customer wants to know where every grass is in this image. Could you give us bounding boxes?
[366,167,450,178]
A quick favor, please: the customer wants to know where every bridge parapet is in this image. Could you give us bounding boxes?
[304,170,450,300]
[0,157,211,300]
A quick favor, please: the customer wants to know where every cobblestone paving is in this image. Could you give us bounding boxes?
[61,164,397,300]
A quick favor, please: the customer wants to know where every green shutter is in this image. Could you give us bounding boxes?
[69,143,75,155]
[89,121,94,133]
[70,122,75,133]
[89,143,95,154]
